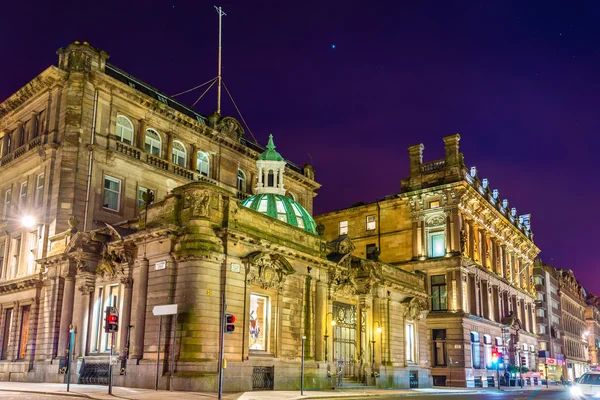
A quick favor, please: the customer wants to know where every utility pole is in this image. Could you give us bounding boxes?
[214,6,226,114]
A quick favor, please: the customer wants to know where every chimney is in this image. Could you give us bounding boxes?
[57,41,109,73]
[408,143,424,175]
[443,133,461,166]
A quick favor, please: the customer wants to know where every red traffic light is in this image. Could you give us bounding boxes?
[107,314,118,324]
[225,313,235,334]
[226,314,235,323]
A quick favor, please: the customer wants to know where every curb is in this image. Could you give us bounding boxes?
[0,388,91,398]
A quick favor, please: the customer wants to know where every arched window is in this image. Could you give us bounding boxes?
[197,152,210,177]
[287,191,296,201]
[172,140,187,167]
[115,115,134,145]
[237,169,247,192]
[145,129,162,156]
[267,170,274,187]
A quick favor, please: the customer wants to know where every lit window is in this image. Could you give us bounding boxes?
[103,176,121,211]
[406,323,416,363]
[196,152,210,177]
[144,129,162,156]
[430,200,440,208]
[3,189,11,220]
[539,325,546,334]
[1,308,13,360]
[429,232,445,257]
[366,215,376,231]
[19,182,27,206]
[17,305,30,359]
[26,231,37,275]
[172,140,187,167]
[431,275,447,311]
[237,170,247,193]
[471,332,481,369]
[291,203,305,229]
[432,329,446,366]
[275,199,287,222]
[339,220,348,235]
[249,294,269,351]
[92,284,120,353]
[484,334,492,369]
[258,197,268,212]
[35,174,44,208]
[115,115,134,145]
[11,236,21,278]
[0,241,5,279]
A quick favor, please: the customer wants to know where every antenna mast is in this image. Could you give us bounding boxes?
[215,5,226,114]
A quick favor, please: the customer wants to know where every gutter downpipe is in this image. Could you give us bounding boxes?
[83,90,99,232]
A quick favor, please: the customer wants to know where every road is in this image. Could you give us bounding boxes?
[343,388,570,399]
[0,392,77,400]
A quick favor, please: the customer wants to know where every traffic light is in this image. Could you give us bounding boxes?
[225,314,235,334]
[521,356,527,366]
[492,350,499,367]
[105,306,119,333]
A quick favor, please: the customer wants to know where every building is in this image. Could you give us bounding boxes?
[0,42,431,390]
[532,259,565,382]
[585,294,600,369]
[316,135,541,388]
[555,269,589,380]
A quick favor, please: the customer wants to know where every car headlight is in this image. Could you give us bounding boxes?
[571,385,582,396]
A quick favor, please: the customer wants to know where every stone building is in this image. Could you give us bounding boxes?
[316,135,541,388]
[585,294,600,369]
[0,42,430,391]
[532,259,565,382]
[555,269,589,380]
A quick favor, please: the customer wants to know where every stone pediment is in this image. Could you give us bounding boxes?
[64,232,103,255]
[245,251,294,290]
[328,256,384,297]
[400,296,428,321]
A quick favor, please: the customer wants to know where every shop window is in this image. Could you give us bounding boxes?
[249,294,269,352]
[484,334,492,369]
[91,284,120,353]
[406,323,416,363]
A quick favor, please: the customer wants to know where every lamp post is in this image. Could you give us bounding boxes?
[324,312,336,364]
[375,321,382,365]
[301,336,306,396]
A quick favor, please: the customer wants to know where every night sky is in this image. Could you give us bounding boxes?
[2,2,599,293]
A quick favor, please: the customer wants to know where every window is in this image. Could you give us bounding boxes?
[366,215,376,231]
[1,309,12,359]
[35,174,44,208]
[19,182,27,206]
[430,200,440,208]
[275,198,287,222]
[196,152,209,177]
[37,110,46,136]
[0,241,5,279]
[26,231,37,275]
[431,275,447,311]
[115,115,134,145]
[429,232,445,257]
[339,220,348,235]
[291,203,306,229]
[144,129,162,156]
[92,284,120,353]
[137,186,154,210]
[249,294,269,351]
[103,176,121,211]
[432,329,446,366]
[406,323,416,363]
[366,244,378,260]
[267,170,275,187]
[471,332,481,369]
[3,189,10,219]
[287,191,296,201]
[17,305,30,359]
[11,236,21,278]
[484,335,492,369]
[172,140,187,167]
[539,341,547,350]
[536,308,545,317]
[237,170,247,193]
[533,276,543,285]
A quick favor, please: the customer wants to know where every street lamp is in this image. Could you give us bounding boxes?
[21,215,36,229]
[324,312,336,364]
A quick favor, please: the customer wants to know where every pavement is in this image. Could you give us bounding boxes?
[0,382,565,400]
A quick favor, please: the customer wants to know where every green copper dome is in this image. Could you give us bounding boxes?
[258,134,284,161]
[241,194,317,234]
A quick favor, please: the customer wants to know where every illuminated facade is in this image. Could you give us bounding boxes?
[316,135,541,387]
[585,294,600,369]
[0,42,429,391]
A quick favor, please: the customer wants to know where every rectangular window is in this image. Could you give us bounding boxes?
[11,236,21,278]
[26,231,37,275]
[536,308,545,317]
[429,232,445,258]
[0,241,5,279]
[35,174,44,208]
[431,275,447,311]
[539,341,547,350]
[92,284,120,353]
[19,182,27,206]
[3,189,11,220]
[366,215,376,231]
[366,244,377,260]
[432,329,446,366]
[17,306,30,359]
[406,323,416,363]
[1,308,12,359]
[103,176,121,211]
[137,186,148,210]
[484,335,492,369]
[539,325,546,334]
[430,200,440,208]
[339,220,348,236]
[249,293,269,352]
[471,332,481,369]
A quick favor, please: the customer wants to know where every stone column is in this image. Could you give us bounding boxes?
[130,258,149,360]
[412,220,419,259]
[119,277,134,360]
[451,211,461,254]
[303,274,312,359]
[481,230,488,270]
[481,280,489,319]
[501,245,507,279]
[315,280,326,362]
[373,294,382,365]
[472,224,479,262]
[57,276,75,360]
[1,131,9,156]
[137,120,147,150]
[73,284,94,357]
[29,112,38,141]
[420,218,426,258]
[456,270,464,312]
[189,144,197,172]
[445,212,451,255]
[165,133,173,162]
[15,122,24,148]
[529,304,536,334]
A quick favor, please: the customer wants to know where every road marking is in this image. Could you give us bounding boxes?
[526,388,541,399]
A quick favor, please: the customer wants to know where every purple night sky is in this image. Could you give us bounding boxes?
[2,2,598,292]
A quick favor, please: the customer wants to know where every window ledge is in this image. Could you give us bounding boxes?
[249,351,274,358]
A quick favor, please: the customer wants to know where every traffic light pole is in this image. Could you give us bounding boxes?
[109,331,114,395]
[155,315,162,391]
[497,362,500,390]
[218,292,226,400]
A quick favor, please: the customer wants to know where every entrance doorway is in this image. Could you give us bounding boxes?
[333,302,357,378]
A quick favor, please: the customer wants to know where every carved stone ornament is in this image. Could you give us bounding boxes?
[460,227,468,256]
[427,215,445,227]
[246,253,294,290]
[95,246,124,278]
[185,190,211,218]
[217,116,244,140]
[400,297,428,321]
[328,265,357,297]
[78,285,94,295]
[120,277,134,288]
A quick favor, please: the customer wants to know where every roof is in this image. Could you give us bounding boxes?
[258,134,284,161]
[241,193,317,234]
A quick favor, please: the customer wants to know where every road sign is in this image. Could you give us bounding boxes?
[152,304,178,316]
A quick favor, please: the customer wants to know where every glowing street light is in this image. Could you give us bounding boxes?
[21,215,36,228]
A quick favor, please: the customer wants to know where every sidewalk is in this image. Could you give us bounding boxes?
[0,382,564,400]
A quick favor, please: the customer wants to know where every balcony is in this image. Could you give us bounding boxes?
[0,134,46,167]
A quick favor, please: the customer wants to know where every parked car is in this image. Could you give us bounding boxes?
[570,372,600,399]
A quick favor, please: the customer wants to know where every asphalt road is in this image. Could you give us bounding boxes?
[0,392,77,399]
[334,388,570,399]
